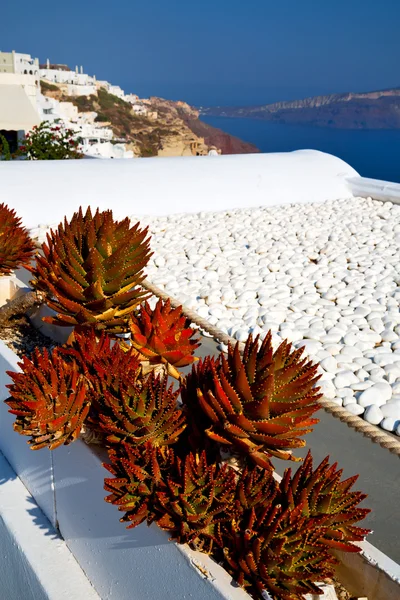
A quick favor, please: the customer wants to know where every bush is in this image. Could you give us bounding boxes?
[94,113,109,122]
[17,121,83,160]
[40,80,59,93]
[72,94,96,113]
[0,134,12,161]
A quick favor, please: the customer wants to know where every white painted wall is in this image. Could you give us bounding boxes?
[108,84,125,99]
[66,83,97,96]
[0,150,358,228]
[40,69,94,86]
[0,448,100,600]
[0,73,39,108]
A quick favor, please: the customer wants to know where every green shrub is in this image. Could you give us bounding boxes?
[17,121,83,160]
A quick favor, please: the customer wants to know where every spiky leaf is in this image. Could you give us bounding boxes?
[98,370,186,447]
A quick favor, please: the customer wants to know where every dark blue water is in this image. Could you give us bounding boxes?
[201,116,400,183]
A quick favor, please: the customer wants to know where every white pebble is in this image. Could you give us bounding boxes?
[364,405,384,425]
[319,356,338,373]
[357,382,392,407]
[381,417,399,432]
[334,371,359,388]
[346,403,365,416]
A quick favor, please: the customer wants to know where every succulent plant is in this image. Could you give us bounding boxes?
[223,501,337,599]
[221,456,370,599]
[129,298,200,379]
[59,329,142,437]
[104,442,175,528]
[27,207,152,333]
[6,347,90,450]
[60,328,141,387]
[184,333,322,469]
[155,451,237,552]
[0,203,36,276]
[234,463,279,512]
[98,371,186,447]
[279,451,371,553]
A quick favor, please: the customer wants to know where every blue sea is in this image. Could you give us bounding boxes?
[201,116,400,183]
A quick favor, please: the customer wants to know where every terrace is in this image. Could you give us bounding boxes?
[1,150,400,600]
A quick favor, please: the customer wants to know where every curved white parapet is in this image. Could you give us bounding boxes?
[0,150,358,227]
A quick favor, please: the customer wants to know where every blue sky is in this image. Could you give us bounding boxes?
[2,0,400,105]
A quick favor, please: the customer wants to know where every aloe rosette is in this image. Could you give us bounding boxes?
[98,371,186,447]
[27,207,152,333]
[183,333,322,469]
[0,203,36,276]
[155,450,237,552]
[129,298,200,378]
[221,456,370,599]
[6,347,90,450]
[104,442,175,528]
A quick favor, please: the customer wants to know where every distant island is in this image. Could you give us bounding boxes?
[201,87,400,129]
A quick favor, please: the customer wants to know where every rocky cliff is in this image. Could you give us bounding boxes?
[40,83,259,156]
[201,87,400,129]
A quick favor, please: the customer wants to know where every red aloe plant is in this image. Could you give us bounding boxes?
[6,347,90,450]
[183,333,322,470]
[155,450,237,553]
[27,207,152,333]
[104,442,175,528]
[0,203,36,276]
[60,328,142,391]
[97,370,186,447]
[129,298,200,379]
[279,451,371,553]
[221,457,370,599]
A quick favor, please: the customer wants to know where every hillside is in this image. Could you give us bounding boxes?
[40,83,259,156]
[201,87,400,129]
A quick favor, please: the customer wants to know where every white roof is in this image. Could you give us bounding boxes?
[0,150,359,227]
[0,84,40,131]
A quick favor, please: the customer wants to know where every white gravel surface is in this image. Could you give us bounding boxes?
[30,197,400,435]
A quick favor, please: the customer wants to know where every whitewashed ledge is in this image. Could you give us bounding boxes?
[348,176,400,204]
[0,150,358,226]
[1,341,400,600]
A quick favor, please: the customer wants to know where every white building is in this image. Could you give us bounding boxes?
[37,93,116,154]
[131,104,148,116]
[66,83,97,97]
[37,95,78,122]
[0,72,40,109]
[108,85,125,99]
[0,76,41,153]
[84,141,134,159]
[125,93,139,104]
[39,64,95,87]
[40,63,97,97]
[0,50,39,80]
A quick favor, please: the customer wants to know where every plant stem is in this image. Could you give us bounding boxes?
[0,291,46,326]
